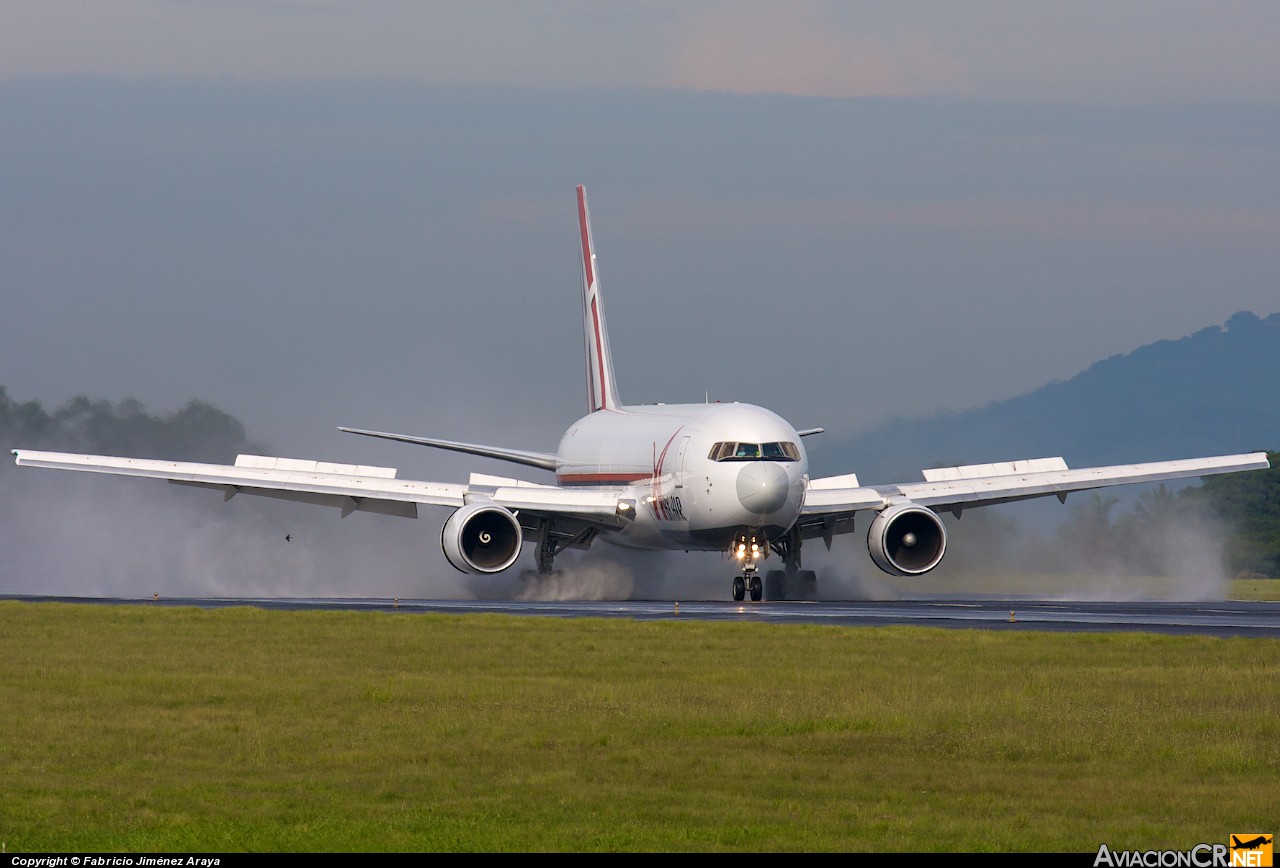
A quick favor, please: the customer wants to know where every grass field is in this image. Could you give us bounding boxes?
[1,596,1277,853]
[1229,578,1280,601]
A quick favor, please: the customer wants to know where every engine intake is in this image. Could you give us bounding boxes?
[441,502,523,574]
[867,502,947,576]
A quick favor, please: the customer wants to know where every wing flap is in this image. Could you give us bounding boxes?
[235,453,399,479]
[489,485,630,518]
[800,486,885,514]
[170,480,420,518]
[921,456,1068,481]
[809,472,861,490]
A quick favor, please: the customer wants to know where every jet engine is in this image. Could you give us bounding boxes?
[441,502,524,574]
[867,502,947,576]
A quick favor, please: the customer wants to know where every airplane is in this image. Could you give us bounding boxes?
[11,185,1272,601]
[1232,836,1273,851]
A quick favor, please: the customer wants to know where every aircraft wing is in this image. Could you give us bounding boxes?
[10,449,632,524]
[800,451,1270,538]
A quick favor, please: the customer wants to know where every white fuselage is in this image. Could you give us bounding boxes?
[554,402,809,552]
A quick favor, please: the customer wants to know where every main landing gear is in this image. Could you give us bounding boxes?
[763,568,817,601]
[535,517,596,577]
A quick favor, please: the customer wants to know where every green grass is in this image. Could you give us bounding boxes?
[1229,578,1280,601]
[871,571,1280,601]
[1,601,1277,852]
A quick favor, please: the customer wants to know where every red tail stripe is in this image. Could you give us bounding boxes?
[578,186,594,288]
[590,295,607,410]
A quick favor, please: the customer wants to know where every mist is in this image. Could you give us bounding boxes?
[2,462,1238,603]
[0,389,749,601]
[0,389,471,599]
[872,491,1234,602]
[2,387,1244,603]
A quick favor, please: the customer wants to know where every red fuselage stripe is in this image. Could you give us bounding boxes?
[558,472,650,484]
[651,428,683,519]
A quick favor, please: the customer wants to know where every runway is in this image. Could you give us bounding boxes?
[5,594,1279,638]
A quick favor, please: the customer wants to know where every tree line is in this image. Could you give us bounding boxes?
[1191,451,1280,577]
[0,386,261,463]
[3,386,1277,579]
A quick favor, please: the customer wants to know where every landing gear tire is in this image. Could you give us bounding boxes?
[732,575,746,602]
[749,575,763,602]
[765,568,819,601]
[764,570,786,601]
[798,569,817,601]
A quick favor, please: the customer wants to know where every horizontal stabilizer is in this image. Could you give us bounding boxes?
[339,427,558,471]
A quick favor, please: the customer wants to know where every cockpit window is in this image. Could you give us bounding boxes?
[709,441,800,462]
[761,441,794,460]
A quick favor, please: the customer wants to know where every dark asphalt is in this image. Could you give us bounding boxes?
[5,594,1279,638]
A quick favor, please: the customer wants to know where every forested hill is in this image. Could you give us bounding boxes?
[809,310,1280,483]
[6,309,1277,483]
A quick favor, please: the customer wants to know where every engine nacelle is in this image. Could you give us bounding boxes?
[441,502,524,574]
[867,502,947,576]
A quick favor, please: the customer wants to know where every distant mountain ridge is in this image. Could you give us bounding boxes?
[810,310,1280,483]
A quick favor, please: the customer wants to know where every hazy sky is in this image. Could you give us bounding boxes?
[3,0,1279,470]
[6,1,1280,103]
[2,1,1278,599]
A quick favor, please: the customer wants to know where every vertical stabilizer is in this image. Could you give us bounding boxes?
[577,185,621,412]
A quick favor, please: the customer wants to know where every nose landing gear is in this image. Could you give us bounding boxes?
[728,525,819,601]
[732,572,762,602]
[730,532,767,602]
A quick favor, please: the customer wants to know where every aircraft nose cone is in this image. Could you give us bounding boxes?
[736,462,790,515]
